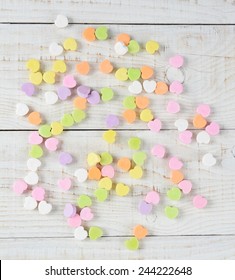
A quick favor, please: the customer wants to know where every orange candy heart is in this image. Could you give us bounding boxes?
[123,109,136,123]
[193,114,207,129]
[88,166,102,180]
[116,33,130,46]
[82,27,96,41]
[28,111,42,125]
[141,66,154,80]
[76,61,90,75]
[136,96,149,109]
[99,59,113,74]
[117,157,131,172]
[73,96,87,110]
[155,81,168,95]
[133,225,148,239]
[170,170,184,184]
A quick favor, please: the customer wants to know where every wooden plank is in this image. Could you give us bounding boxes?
[0,236,234,259]
[0,25,235,129]
[0,0,235,24]
[0,131,235,238]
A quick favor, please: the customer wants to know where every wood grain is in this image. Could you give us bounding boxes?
[0,0,235,24]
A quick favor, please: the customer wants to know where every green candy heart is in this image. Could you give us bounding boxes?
[167,187,182,201]
[95,26,108,40]
[72,109,86,123]
[89,226,103,240]
[38,124,52,138]
[125,237,139,250]
[132,151,147,166]
[29,145,43,158]
[165,206,179,219]
[61,113,74,127]
[128,68,141,81]
[128,137,141,150]
[123,96,136,109]
[101,87,114,102]
[128,40,140,54]
[77,195,92,208]
[94,188,108,202]
[100,152,113,166]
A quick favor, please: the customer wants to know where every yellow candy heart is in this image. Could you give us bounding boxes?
[51,122,63,135]
[115,68,128,81]
[87,152,101,166]
[63,38,77,51]
[53,60,67,73]
[26,59,40,73]
[98,177,113,190]
[115,183,130,196]
[43,71,56,84]
[29,72,43,85]
[140,108,154,122]
[129,166,143,179]
[146,40,159,54]
[102,130,116,144]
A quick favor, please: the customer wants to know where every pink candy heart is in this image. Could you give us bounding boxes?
[166,100,180,113]
[145,191,160,205]
[179,130,193,144]
[169,81,183,94]
[151,144,166,158]
[169,55,184,68]
[193,195,207,209]
[12,179,28,195]
[28,131,43,145]
[80,207,94,221]
[58,177,72,191]
[63,74,77,88]
[178,180,192,194]
[205,122,220,136]
[196,104,211,118]
[169,157,183,170]
[45,137,59,151]
[148,119,162,132]
[67,214,82,228]
[31,186,45,201]
[101,165,115,178]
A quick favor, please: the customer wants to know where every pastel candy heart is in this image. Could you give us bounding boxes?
[193,114,207,129]
[145,191,160,205]
[74,168,88,183]
[117,157,131,171]
[102,130,116,144]
[128,81,142,94]
[116,33,130,45]
[169,81,183,94]
[115,183,130,196]
[28,131,43,145]
[128,40,140,54]
[58,177,72,191]
[32,186,45,201]
[132,151,147,166]
[95,26,108,40]
[101,165,115,178]
[87,152,101,166]
[167,100,180,113]
[88,166,101,180]
[49,42,64,56]
[178,180,192,194]
[16,103,29,116]
[51,122,63,136]
[83,27,96,42]
[43,71,56,84]
[114,41,128,55]
[24,172,39,185]
[80,207,94,221]
[87,90,100,105]
[138,200,152,215]
[151,144,165,158]
[141,65,154,80]
[77,195,92,208]
[38,200,52,215]
[39,124,52,138]
[13,179,28,195]
[123,96,136,109]
[57,86,71,100]
[143,80,156,93]
[101,87,114,102]
[28,111,42,126]
[21,83,35,96]
[63,75,77,88]
[169,157,183,170]
[193,195,207,209]
[171,170,184,184]
[68,214,82,228]
[45,137,59,151]
[133,225,148,240]
[26,59,40,73]
[61,113,74,127]
[167,187,182,201]
[128,68,141,81]
[29,145,43,158]
[125,237,139,250]
[205,122,220,136]
[63,203,76,218]
[53,60,67,73]
[94,188,108,202]
[196,131,210,144]
[72,109,86,123]
[98,177,113,190]
[165,206,179,219]
[99,59,113,74]
[59,152,73,165]
[54,14,68,28]
[29,72,43,85]
[129,166,143,179]
[140,108,154,122]
[45,91,58,105]
[174,119,188,132]
[169,55,184,68]
[196,104,211,117]
[27,158,41,172]
[89,226,103,240]
[100,152,113,166]
[179,130,193,144]
[115,68,128,81]
[128,137,141,150]
[77,85,91,98]
[166,67,184,83]
[24,196,37,210]
[63,37,77,51]
[148,119,162,132]
[74,226,88,240]
[202,153,216,167]
[106,114,119,128]
[146,40,159,54]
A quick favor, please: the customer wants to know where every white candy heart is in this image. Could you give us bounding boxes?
[24,196,37,210]
[114,41,128,56]
[196,131,210,144]
[38,200,52,215]
[24,172,39,185]
[54,14,68,28]
[174,119,188,132]
[202,153,216,167]
[16,103,29,116]
[143,80,156,93]
[74,226,88,240]
[74,168,88,183]
[27,158,41,172]
[49,42,64,56]
[166,67,184,83]
[45,91,58,105]
[128,81,142,94]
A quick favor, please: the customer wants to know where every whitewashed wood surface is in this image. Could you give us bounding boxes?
[0,0,235,260]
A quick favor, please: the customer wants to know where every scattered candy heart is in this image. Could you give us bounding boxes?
[89,226,103,240]
[32,186,45,201]
[165,206,179,219]
[54,14,68,28]
[74,226,88,240]
[24,196,37,210]
[58,177,72,191]
[196,131,210,144]
[145,191,160,205]
[202,153,216,167]
[193,195,207,209]
[38,200,52,215]
[45,137,59,151]
[13,179,28,195]
[45,91,58,104]
[59,152,73,165]
[179,130,193,144]
[27,158,41,172]
[16,103,29,116]
[74,168,88,183]
[174,119,188,132]
[125,237,139,250]
[151,144,166,158]
[80,207,94,221]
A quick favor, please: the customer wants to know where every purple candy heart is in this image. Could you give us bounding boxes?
[59,152,73,165]
[77,85,91,98]
[21,83,35,96]
[138,200,153,215]
[57,86,72,100]
[87,90,100,104]
[64,203,77,218]
[106,114,119,128]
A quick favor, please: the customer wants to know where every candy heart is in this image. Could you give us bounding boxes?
[128,40,140,54]
[68,214,82,228]
[58,177,72,191]
[166,67,184,83]
[155,81,168,95]
[53,60,67,73]
[170,170,184,184]
[16,103,29,116]
[128,137,141,150]
[74,168,88,183]
[95,26,108,40]
[128,81,142,94]
[114,41,128,55]
[174,119,188,132]
[87,152,100,166]
[202,153,216,167]
[29,145,43,158]
[24,196,37,210]
[101,165,115,178]
[100,152,113,165]
[87,90,100,105]
[178,180,192,194]
[136,96,149,109]
[100,87,114,102]
[138,200,152,215]
[179,130,193,144]
[72,109,86,123]
[24,172,39,185]
[45,91,58,105]
[141,65,154,80]
[165,206,179,219]
[57,86,72,100]
[116,33,130,45]
[169,55,184,68]
[39,124,52,138]
[45,137,59,151]
[115,183,130,196]
[94,188,108,202]
[13,179,28,195]
[49,42,64,56]
[74,226,88,240]
[102,130,116,144]
[196,131,210,144]
[115,68,128,81]
[169,81,183,94]
[32,186,45,201]
[117,157,131,171]
[167,187,182,201]
[132,151,147,166]
[140,108,154,122]
[63,203,76,218]
[76,61,90,75]
[169,157,183,170]
[128,68,141,81]
[129,166,143,179]
[151,144,165,158]
[27,158,41,172]
[77,195,92,208]
[98,177,113,190]
[54,14,68,28]
[99,59,113,74]
[51,122,63,136]
[28,131,43,145]
[80,207,94,221]
[28,111,42,126]
[88,166,102,180]
[205,122,220,136]
[193,195,207,209]
[63,75,77,88]
[29,72,43,85]
[146,40,159,54]
[148,118,162,132]
[193,114,207,129]
[26,59,40,73]
[83,27,96,42]
[196,104,211,117]
[43,71,56,84]
[123,96,136,109]
[63,37,77,51]
[133,225,148,239]
[125,237,139,250]
[143,80,156,93]
[167,100,180,113]
[59,152,73,165]
[106,114,119,128]
[77,85,91,98]
[61,113,74,127]
[38,200,52,215]
[89,226,103,240]
[21,83,35,96]
[145,191,160,205]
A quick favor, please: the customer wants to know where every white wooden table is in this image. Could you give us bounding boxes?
[0,0,235,259]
